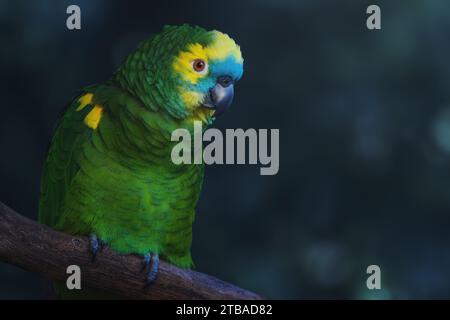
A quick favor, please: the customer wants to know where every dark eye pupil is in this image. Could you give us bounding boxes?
[194,60,205,71]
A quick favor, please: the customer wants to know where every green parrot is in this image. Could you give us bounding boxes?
[38,24,244,295]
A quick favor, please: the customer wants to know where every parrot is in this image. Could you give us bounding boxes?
[38,24,244,297]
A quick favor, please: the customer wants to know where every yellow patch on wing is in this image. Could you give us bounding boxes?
[204,31,243,64]
[84,105,103,129]
[76,93,94,111]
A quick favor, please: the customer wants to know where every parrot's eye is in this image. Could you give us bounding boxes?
[192,59,207,74]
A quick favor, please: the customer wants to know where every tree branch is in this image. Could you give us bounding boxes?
[0,201,262,300]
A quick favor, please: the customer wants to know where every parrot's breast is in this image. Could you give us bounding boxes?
[50,88,205,269]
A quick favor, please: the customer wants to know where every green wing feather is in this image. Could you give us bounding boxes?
[38,93,95,227]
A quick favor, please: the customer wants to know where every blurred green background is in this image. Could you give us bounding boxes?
[1,0,450,299]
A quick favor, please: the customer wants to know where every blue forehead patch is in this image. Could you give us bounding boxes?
[210,56,244,81]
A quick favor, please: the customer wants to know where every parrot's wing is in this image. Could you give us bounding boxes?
[38,93,95,227]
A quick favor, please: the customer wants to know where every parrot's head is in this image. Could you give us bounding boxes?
[115,25,244,125]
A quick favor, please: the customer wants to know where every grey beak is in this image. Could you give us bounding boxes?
[203,76,235,116]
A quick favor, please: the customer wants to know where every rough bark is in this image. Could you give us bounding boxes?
[0,201,262,300]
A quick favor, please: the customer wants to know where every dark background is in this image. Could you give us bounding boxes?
[1,0,450,299]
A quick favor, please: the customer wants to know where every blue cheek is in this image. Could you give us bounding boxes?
[188,58,244,94]
[193,77,216,93]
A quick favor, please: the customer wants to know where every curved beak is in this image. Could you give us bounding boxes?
[202,76,234,116]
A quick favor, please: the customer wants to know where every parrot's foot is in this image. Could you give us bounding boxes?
[89,234,105,262]
[141,253,151,271]
[142,253,160,288]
